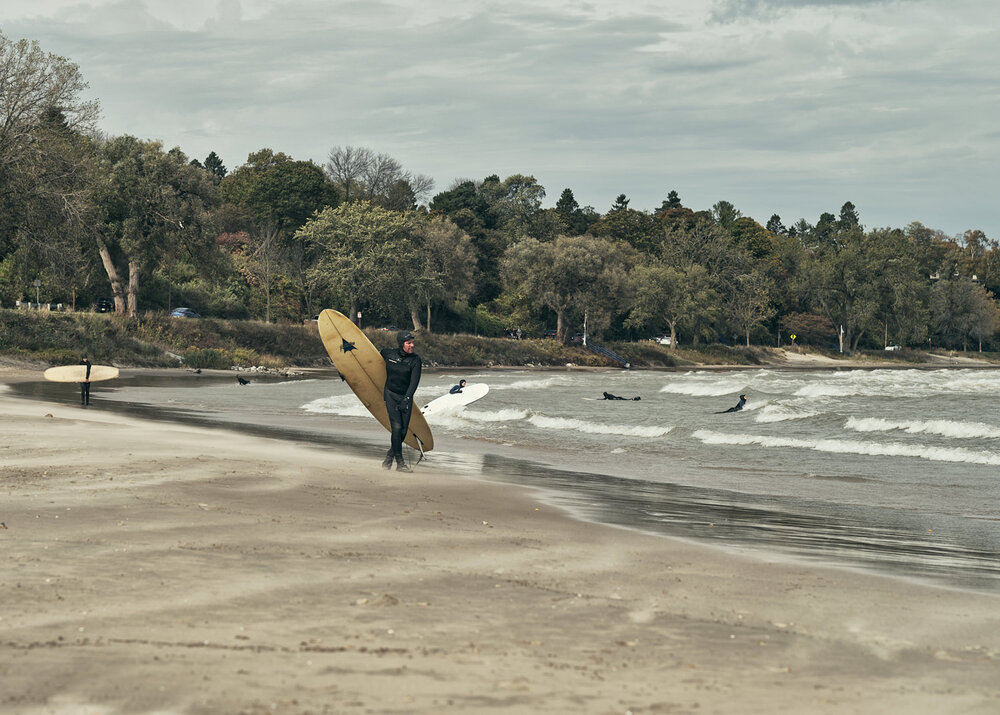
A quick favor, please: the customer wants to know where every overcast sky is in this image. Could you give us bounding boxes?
[3,0,998,237]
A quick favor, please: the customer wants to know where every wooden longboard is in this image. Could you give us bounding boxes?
[317,309,433,452]
[43,365,119,383]
[421,383,489,418]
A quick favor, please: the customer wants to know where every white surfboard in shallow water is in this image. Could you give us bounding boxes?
[421,383,489,418]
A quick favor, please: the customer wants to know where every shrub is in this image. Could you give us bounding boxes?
[183,347,232,370]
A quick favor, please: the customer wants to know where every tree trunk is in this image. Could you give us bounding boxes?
[409,298,424,331]
[127,261,139,318]
[745,329,751,347]
[96,239,126,313]
[556,310,567,342]
[668,320,678,350]
[425,300,432,333]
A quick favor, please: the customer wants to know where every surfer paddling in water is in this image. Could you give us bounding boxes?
[449,379,466,394]
[717,394,747,413]
[380,330,422,472]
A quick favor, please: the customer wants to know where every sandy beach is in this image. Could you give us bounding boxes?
[2,365,1000,714]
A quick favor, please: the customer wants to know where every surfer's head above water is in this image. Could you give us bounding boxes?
[397,330,415,354]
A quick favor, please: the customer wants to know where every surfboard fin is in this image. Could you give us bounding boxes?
[341,339,357,352]
[412,434,427,464]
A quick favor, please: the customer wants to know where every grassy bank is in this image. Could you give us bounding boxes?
[3,309,994,370]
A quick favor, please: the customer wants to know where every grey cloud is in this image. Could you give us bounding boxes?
[2,0,998,236]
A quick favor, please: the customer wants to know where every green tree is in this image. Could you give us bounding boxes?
[727,270,775,346]
[554,188,597,236]
[479,174,546,238]
[404,216,477,331]
[0,33,101,304]
[501,235,634,341]
[92,136,220,317]
[589,199,661,254]
[625,262,718,348]
[203,151,227,179]
[222,149,336,237]
[766,214,786,235]
[712,200,742,231]
[930,279,999,351]
[221,149,338,316]
[803,227,924,354]
[658,190,683,212]
[297,201,416,323]
[730,217,774,260]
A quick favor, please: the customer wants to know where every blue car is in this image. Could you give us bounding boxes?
[170,307,200,318]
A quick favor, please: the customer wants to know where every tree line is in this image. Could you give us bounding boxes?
[3,31,998,352]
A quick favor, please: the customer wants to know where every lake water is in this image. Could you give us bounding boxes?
[13,365,1000,594]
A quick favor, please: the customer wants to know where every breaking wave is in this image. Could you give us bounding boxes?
[691,429,1000,466]
[528,414,673,438]
[845,417,1000,440]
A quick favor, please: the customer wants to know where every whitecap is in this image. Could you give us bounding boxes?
[691,429,1000,466]
[755,402,819,423]
[845,417,1000,440]
[528,414,673,438]
[301,394,369,417]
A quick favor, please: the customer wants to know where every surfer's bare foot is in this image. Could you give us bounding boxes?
[395,459,412,473]
[381,452,394,469]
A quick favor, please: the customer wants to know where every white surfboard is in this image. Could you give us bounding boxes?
[421,383,489,418]
[43,365,119,383]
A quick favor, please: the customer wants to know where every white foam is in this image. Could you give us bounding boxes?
[301,394,369,417]
[845,417,1000,440]
[489,376,577,391]
[439,408,530,424]
[755,402,819,423]
[692,429,1000,466]
[528,414,673,438]
[659,376,748,397]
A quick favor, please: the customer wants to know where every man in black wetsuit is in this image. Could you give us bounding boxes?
[379,330,422,472]
[449,379,467,394]
[79,355,92,406]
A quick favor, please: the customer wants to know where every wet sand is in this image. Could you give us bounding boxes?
[2,367,1000,714]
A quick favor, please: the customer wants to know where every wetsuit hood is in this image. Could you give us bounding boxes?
[397,330,414,351]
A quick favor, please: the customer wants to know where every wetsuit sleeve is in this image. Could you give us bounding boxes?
[405,359,422,400]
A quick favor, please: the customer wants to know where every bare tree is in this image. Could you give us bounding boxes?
[324,145,434,208]
[325,145,373,203]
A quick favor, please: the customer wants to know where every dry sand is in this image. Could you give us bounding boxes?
[2,367,1000,714]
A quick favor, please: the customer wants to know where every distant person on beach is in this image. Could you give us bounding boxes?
[602,391,640,401]
[717,394,747,413]
[379,330,422,472]
[449,379,467,394]
[79,355,92,406]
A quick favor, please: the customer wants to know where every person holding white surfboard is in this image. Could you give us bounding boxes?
[379,330,422,472]
[449,379,466,394]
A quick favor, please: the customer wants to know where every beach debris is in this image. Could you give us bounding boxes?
[0,522,7,529]
[44,413,53,418]
[237,376,250,385]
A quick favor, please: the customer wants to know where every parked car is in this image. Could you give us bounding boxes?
[170,307,200,318]
[653,335,672,345]
[884,344,902,351]
[94,297,115,313]
[570,333,586,344]
[543,330,557,339]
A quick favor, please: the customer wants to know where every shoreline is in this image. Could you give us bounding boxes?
[3,369,1000,712]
